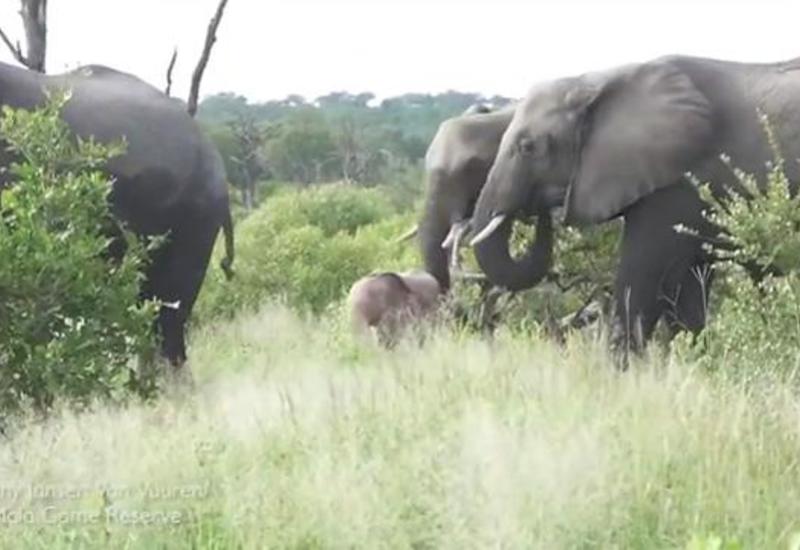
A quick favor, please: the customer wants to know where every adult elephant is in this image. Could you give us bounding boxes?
[470,55,800,351]
[0,61,235,369]
[419,103,552,292]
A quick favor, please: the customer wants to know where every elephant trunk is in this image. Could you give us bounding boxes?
[419,196,451,292]
[472,210,554,292]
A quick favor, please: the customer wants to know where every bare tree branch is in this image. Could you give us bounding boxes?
[165,47,178,97]
[187,0,229,117]
[0,27,26,67]
[451,270,488,284]
[0,0,47,72]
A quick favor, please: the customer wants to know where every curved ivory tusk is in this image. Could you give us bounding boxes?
[441,226,458,249]
[469,215,506,246]
[441,219,470,249]
[394,225,418,243]
[449,229,463,270]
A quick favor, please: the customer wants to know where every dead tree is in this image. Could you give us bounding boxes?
[335,117,369,183]
[187,0,229,117]
[0,0,48,72]
[228,114,265,210]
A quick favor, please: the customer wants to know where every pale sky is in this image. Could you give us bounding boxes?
[1,0,798,103]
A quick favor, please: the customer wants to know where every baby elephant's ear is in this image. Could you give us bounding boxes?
[565,60,714,225]
[463,103,492,115]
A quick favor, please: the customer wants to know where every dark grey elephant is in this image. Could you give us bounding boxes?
[0,61,234,368]
[470,55,800,351]
[419,103,552,292]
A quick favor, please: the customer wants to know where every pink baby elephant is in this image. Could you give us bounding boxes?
[347,271,441,346]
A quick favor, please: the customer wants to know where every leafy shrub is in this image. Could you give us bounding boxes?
[200,171,620,335]
[676,119,800,378]
[0,93,157,416]
[195,182,419,321]
[264,182,396,237]
[451,218,620,335]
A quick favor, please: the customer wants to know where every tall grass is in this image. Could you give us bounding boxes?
[0,303,798,548]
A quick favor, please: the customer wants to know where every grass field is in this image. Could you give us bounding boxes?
[0,303,799,549]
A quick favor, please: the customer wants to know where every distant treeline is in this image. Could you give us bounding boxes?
[196,91,514,207]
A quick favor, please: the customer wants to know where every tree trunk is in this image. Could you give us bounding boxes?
[240,186,253,211]
[20,0,46,72]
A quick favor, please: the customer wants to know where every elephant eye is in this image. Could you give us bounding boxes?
[518,138,536,156]
[519,136,551,157]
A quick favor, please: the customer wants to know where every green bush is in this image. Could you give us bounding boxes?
[195,182,419,321]
[264,182,396,237]
[0,93,157,416]
[450,218,620,335]
[676,119,800,378]
[199,174,619,335]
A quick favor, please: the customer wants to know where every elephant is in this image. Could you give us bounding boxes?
[419,102,553,292]
[348,271,440,347]
[0,61,235,369]
[470,54,800,353]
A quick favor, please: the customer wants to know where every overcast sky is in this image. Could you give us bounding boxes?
[1,0,798,102]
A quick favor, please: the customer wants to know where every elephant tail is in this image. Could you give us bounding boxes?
[219,206,235,280]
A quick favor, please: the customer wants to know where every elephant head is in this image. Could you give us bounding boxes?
[471,59,713,289]
[420,102,551,291]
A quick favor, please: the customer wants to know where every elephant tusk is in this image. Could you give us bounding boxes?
[161,300,181,311]
[441,219,470,249]
[449,233,462,272]
[394,225,418,244]
[441,226,458,250]
[441,220,472,272]
[470,215,506,246]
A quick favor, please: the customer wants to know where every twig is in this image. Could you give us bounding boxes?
[0,27,26,67]
[451,270,489,284]
[165,47,178,97]
[548,272,590,293]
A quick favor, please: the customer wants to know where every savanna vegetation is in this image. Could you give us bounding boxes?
[197,90,513,212]
[2,96,800,549]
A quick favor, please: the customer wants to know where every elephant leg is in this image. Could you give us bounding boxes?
[142,245,187,366]
[611,184,707,358]
[611,236,668,358]
[663,262,714,339]
[145,218,218,367]
[376,313,400,349]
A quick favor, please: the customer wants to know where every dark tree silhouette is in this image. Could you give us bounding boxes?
[0,0,48,72]
[187,0,230,117]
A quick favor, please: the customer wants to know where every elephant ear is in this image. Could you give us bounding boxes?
[463,103,492,115]
[565,61,714,225]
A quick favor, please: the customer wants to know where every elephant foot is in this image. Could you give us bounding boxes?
[166,361,196,391]
[139,357,196,395]
[608,317,649,371]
